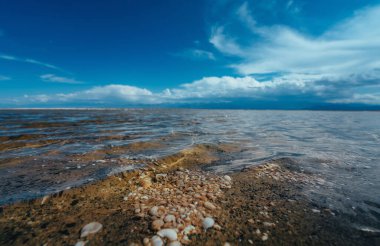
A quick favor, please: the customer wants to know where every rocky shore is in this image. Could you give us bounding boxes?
[0,144,377,245]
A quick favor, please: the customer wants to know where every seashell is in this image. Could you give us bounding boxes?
[143,237,150,246]
[75,241,87,246]
[263,222,275,227]
[157,228,178,241]
[255,228,261,235]
[164,214,176,223]
[204,201,216,210]
[202,217,215,230]
[151,235,163,246]
[223,175,232,182]
[150,206,159,216]
[41,195,49,205]
[80,222,103,237]
[214,224,222,230]
[152,219,164,231]
[261,233,269,241]
[168,241,181,246]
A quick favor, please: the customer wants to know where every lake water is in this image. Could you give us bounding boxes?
[0,109,379,231]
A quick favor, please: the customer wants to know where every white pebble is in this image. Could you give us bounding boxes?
[80,222,103,237]
[164,214,176,223]
[150,206,159,216]
[157,228,178,241]
[151,235,164,246]
[202,217,215,230]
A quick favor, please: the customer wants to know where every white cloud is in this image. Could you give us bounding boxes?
[23,84,158,105]
[329,93,380,105]
[209,27,244,56]
[41,74,83,84]
[211,4,380,77]
[175,48,216,61]
[0,75,10,81]
[21,72,372,105]
[0,54,62,70]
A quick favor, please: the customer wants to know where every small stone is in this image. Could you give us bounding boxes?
[143,237,150,246]
[151,235,163,246]
[164,214,176,223]
[263,222,275,227]
[255,229,261,235]
[152,219,164,231]
[204,201,216,210]
[150,206,159,216]
[157,228,178,241]
[248,239,253,244]
[202,217,215,230]
[262,233,269,241]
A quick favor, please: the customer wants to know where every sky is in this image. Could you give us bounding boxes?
[1,0,380,109]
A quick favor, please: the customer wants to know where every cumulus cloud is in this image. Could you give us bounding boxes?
[0,54,62,70]
[23,84,158,105]
[20,72,371,106]
[41,74,83,84]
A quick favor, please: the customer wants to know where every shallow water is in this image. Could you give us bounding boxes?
[0,109,379,230]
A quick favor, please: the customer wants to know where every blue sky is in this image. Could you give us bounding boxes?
[1,0,380,109]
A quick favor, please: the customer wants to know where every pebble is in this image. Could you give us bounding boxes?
[263,222,275,227]
[80,222,103,237]
[262,233,269,241]
[202,217,215,230]
[150,206,159,216]
[157,228,178,241]
[143,237,150,245]
[152,219,164,231]
[151,235,164,246]
[164,214,176,223]
[204,201,216,210]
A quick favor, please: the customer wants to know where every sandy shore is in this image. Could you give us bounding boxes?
[0,144,377,245]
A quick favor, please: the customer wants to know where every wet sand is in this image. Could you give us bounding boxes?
[1,144,378,246]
